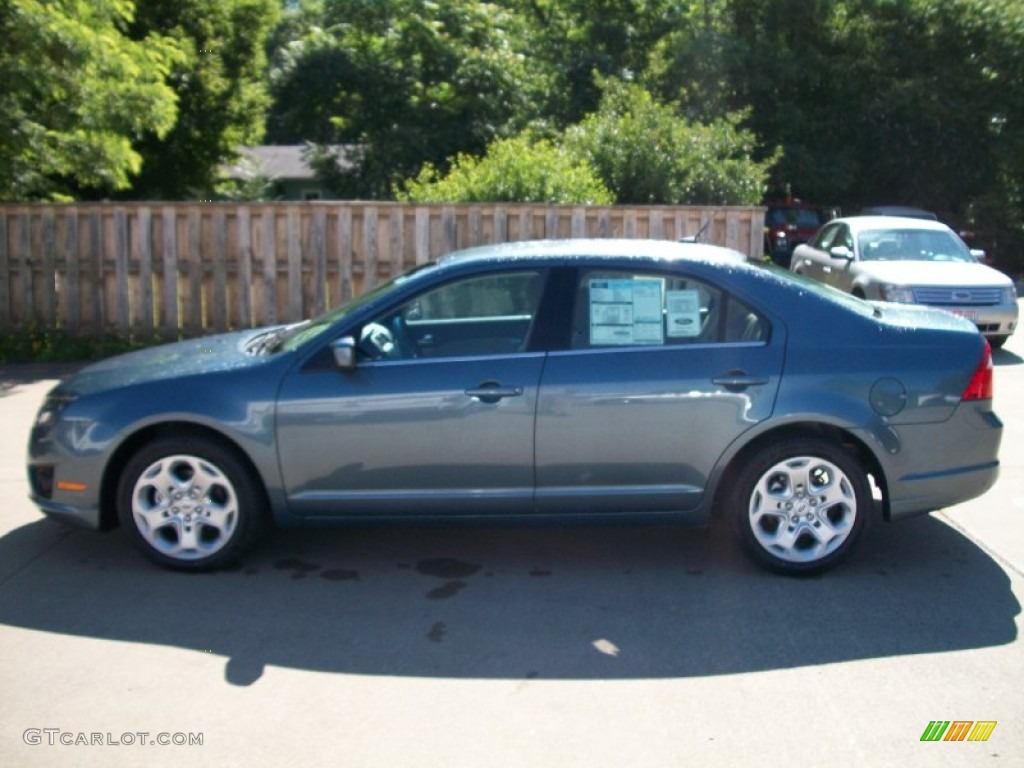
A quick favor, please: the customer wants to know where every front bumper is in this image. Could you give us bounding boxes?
[931,303,1018,340]
[28,494,102,530]
[28,413,108,531]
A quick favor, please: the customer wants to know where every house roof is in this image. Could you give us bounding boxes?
[223,145,358,181]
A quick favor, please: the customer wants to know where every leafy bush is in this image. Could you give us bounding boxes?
[0,323,164,363]
[396,134,614,204]
[397,80,777,206]
[565,79,778,205]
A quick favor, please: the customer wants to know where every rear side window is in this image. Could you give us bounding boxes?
[571,270,769,349]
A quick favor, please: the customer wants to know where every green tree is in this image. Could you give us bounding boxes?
[266,0,550,197]
[397,134,614,204]
[719,0,1024,269]
[566,79,777,205]
[941,0,1024,270]
[0,0,179,200]
[502,0,691,126]
[123,0,280,199]
[720,0,852,202]
[722,1,1023,211]
[644,0,736,122]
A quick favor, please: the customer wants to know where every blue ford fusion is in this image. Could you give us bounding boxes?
[27,239,1001,575]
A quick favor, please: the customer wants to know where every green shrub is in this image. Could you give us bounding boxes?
[0,323,166,364]
[565,79,779,205]
[396,134,614,204]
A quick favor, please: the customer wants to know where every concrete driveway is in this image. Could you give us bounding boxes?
[1,320,1022,767]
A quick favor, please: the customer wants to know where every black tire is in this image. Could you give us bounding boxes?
[989,335,1008,349]
[728,438,871,575]
[116,436,266,571]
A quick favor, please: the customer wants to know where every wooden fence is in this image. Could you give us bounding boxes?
[0,202,764,337]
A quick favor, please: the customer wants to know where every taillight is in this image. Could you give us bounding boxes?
[961,340,994,401]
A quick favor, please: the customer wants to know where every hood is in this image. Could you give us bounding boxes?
[855,259,1012,287]
[57,328,277,397]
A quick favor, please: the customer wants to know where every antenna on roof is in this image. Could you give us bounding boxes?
[679,218,712,244]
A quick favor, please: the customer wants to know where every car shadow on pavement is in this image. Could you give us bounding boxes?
[0,515,1018,687]
[993,346,1022,367]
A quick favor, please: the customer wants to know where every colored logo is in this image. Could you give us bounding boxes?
[920,721,997,742]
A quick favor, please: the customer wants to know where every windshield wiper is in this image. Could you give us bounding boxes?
[244,321,309,355]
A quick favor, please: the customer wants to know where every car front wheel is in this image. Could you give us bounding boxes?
[116,436,265,571]
[730,438,871,575]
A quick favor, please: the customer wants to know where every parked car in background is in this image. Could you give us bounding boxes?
[28,239,1002,576]
[763,201,830,268]
[859,206,938,220]
[860,207,994,263]
[791,216,1019,347]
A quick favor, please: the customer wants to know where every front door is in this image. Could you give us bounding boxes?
[275,269,548,517]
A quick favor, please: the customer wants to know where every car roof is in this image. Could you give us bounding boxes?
[436,238,750,269]
[838,216,953,233]
[859,206,938,220]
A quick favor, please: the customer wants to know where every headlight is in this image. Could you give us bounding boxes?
[1001,285,1018,303]
[880,284,916,303]
[35,393,77,428]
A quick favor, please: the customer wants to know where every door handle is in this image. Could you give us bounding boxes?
[712,371,768,391]
[465,382,524,404]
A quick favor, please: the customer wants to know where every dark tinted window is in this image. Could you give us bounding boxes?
[811,222,841,250]
[359,270,545,361]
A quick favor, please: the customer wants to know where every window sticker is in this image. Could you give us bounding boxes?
[666,290,702,337]
[589,278,664,345]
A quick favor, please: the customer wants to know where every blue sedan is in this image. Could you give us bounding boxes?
[27,239,1002,575]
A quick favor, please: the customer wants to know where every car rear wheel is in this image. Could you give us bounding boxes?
[116,436,265,571]
[730,438,871,575]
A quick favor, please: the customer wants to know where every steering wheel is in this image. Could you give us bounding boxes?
[358,322,398,360]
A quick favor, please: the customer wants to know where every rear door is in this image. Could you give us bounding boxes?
[535,267,784,516]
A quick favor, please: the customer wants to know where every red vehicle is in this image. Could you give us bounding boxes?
[764,200,830,267]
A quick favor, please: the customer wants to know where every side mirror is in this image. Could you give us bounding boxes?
[330,336,357,371]
[830,245,853,260]
[969,248,987,262]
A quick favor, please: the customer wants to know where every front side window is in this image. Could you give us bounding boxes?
[811,222,841,251]
[832,224,853,251]
[570,270,768,349]
[358,270,545,361]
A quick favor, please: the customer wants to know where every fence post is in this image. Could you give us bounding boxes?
[137,206,154,338]
[161,207,179,335]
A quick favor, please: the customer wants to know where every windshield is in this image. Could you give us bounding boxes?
[857,229,974,262]
[277,262,439,352]
[766,207,824,228]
